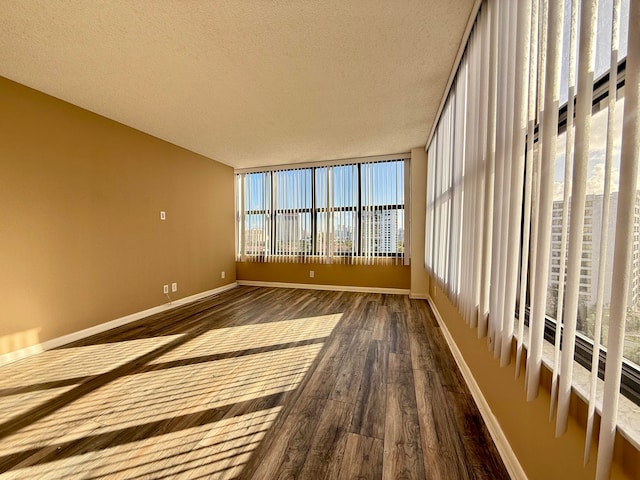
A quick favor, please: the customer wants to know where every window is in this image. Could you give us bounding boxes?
[236,156,408,264]
[315,164,358,258]
[425,0,639,476]
[273,168,312,257]
[237,172,272,258]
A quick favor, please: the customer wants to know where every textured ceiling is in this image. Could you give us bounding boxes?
[0,0,474,169]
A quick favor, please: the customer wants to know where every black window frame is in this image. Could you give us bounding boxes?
[523,57,640,407]
[238,159,406,259]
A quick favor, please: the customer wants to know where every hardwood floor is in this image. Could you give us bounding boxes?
[0,286,509,479]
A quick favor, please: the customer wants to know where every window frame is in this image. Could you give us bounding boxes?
[235,155,410,262]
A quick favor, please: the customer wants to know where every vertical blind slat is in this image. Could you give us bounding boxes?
[489,0,507,355]
[556,0,598,437]
[478,0,499,339]
[500,0,532,368]
[516,0,540,379]
[550,0,579,422]
[596,0,640,476]
[471,5,490,330]
[492,0,508,348]
[526,0,564,402]
[585,0,622,462]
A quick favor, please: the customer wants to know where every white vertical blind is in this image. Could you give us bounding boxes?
[453,67,466,310]
[235,173,244,261]
[527,0,565,402]
[471,4,490,331]
[463,34,476,324]
[516,0,541,379]
[236,156,407,266]
[272,168,312,262]
[597,0,639,476]
[492,0,507,344]
[425,0,637,477]
[556,0,598,437]
[478,0,498,339]
[585,0,621,463]
[550,0,579,421]
[499,0,532,368]
[553,2,571,420]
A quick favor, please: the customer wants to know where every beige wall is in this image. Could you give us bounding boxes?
[0,76,236,355]
[237,261,410,290]
[429,280,639,479]
[410,147,429,298]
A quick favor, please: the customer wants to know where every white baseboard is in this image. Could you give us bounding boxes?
[427,297,527,480]
[237,280,409,296]
[0,282,238,367]
[409,292,429,300]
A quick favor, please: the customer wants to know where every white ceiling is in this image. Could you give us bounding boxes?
[0,0,474,169]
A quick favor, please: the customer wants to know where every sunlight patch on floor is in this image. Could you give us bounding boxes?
[0,335,184,390]
[2,407,282,480]
[0,344,322,456]
[150,313,342,364]
[0,311,341,476]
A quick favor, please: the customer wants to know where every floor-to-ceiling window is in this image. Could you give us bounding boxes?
[236,155,409,265]
[425,1,638,477]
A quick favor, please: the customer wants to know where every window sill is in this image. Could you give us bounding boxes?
[235,256,409,265]
[520,326,640,450]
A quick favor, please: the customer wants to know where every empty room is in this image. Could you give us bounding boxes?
[1,0,639,479]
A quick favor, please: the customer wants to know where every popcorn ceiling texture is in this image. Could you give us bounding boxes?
[0,0,474,168]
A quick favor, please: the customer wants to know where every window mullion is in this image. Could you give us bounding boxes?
[357,163,362,257]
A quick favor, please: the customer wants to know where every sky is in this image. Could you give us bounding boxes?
[241,160,405,233]
[553,0,632,202]
[559,0,630,105]
[553,96,624,201]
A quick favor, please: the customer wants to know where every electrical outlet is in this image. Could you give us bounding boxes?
[171,282,177,292]
[221,271,225,279]
[163,284,169,294]
[309,270,314,278]
[160,211,166,220]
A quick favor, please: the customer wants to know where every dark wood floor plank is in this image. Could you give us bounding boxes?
[414,371,472,480]
[341,300,377,331]
[338,433,384,480]
[244,395,325,479]
[303,332,355,400]
[349,340,388,439]
[407,301,436,370]
[446,389,511,480]
[383,352,426,480]
[389,311,411,354]
[372,304,390,341]
[0,287,509,480]
[329,329,370,404]
[422,325,466,393]
[298,399,353,480]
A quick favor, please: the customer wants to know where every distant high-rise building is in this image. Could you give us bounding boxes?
[245,228,268,255]
[277,212,301,252]
[549,192,640,312]
[362,209,399,254]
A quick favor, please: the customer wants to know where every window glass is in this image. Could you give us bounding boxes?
[559,0,630,105]
[236,160,405,261]
[361,160,405,255]
[546,95,640,367]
